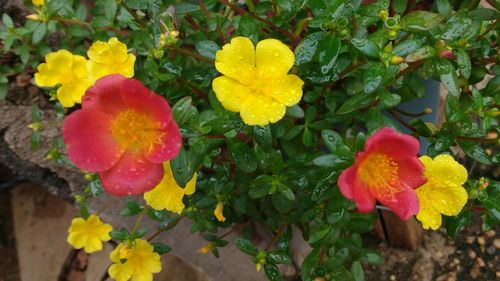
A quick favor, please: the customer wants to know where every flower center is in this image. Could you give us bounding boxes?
[358,153,402,198]
[111,110,164,153]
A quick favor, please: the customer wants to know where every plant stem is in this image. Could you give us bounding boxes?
[131,207,148,234]
[387,108,418,133]
[217,0,301,45]
[395,60,424,80]
[476,19,499,41]
[265,224,286,251]
[456,136,499,143]
[392,107,431,117]
[147,216,185,241]
[169,45,215,64]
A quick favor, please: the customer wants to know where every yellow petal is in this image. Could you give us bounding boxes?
[212,76,251,112]
[214,202,226,222]
[431,183,468,216]
[266,74,304,106]
[144,178,185,214]
[183,171,197,195]
[67,232,86,249]
[109,262,134,281]
[131,271,154,281]
[430,155,468,186]
[35,50,74,87]
[110,243,126,263]
[240,93,286,126]
[32,0,44,6]
[72,55,90,79]
[215,37,256,85]
[107,37,130,64]
[84,237,103,253]
[416,187,442,230]
[255,39,294,78]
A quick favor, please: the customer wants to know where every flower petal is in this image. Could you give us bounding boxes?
[416,187,442,230]
[338,166,356,199]
[99,151,163,196]
[240,94,286,126]
[120,78,174,129]
[427,154,468,186]
[145,120,182,163]
[375,187,419,220]
[396,157,426,189]
[256,39,294,77]
[62,109,123,172]
[212,76,251,112]
[267,74,304,106]
[82,74,128,115]
[431,184,468,216]
[143,174,186,214]
[215,37,256,85]
[108,262,133,281]
[365,127,420,159]
[352,176,377,213]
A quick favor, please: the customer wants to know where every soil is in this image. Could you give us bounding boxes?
[0,191,20,281]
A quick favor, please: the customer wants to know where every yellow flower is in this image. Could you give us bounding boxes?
[212,37,304,126]
[416,155,468,230]
[214,202,226,222]
[35,50,92,107]
[67,214,113,253]
[32,0,44,6]
[198,243,215,254]
[87,37,136,82]
[143,162,197,214]
[108,239,161,281]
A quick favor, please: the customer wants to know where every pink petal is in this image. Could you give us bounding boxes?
[82,74,127,115]
[365,127,420,159]
[145,121,182,163]
[62,109,123,172]
[375,186,419,220]
[99,151,164,196]
[397,157,426,189]
[352,176,377,213]
[120,78,173,129]
[338,166,356,199]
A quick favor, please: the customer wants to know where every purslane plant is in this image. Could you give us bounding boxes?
[1,0,499,280]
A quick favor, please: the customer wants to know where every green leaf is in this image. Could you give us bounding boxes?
[363,64,384,94]
[336,93,376,114]
[330,265,355,281]
[264,264,283,281]
[317,34,341,74]
[393,38,425,56]
[445,209,472,238]
[234,238,258,256]
[286,105,305,118]
[109,229,129,241]
[195,40,220,60]
[351,261,365,281]
[294,32,325,65]
[171,148,195,187]
[120,198,142,216]
[300,248,320,281]
[32,23,47,44]
[441,18,473,41]
[272,193,294,213]
[227,139,258,173]
[400,11,443,32]
[350,38,380,59]
[152,242,172,255]
[457,141,492,164]
[468,8,500,20]
[308,224,332,244]
[456,49,471,79]
[436,60,460,97]
[436,0,452,17]
[2,13,14,28]
[18,45,30,65]
[312,154,348,168]
[76,5,88,21]
[321,130,343,152]
[366,252,383,265]
[131,227,149,239]
[172,96,195,124]
[253,125,272,151]
[267,251,292,265]
[248,175,273,198]
[379,91,401,107]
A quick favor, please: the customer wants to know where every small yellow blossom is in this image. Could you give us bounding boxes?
[67,214,112,253]
[32,0,44,7]
[26,14,41,21]
[143,162,197,214]
[198,243,215,254]
[214,202,226,222]
[416,155,468,230]
[212,37,304,126]
[108,239,161,281]
[87,37,136,82]
[35,50,92,107]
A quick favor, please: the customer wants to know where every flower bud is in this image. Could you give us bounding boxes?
[390,55,404,65]
[379,10,389,21]
[438,48,454,59]
[26,14,41,21]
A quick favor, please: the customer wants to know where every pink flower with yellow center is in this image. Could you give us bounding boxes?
[62,74,182,195]
[338,127,426,220]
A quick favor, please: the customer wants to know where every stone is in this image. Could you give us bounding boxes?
[470,264,480,279]
[390,274,396,281]
[477,236,486,246]
[485,230,495,237]
[466,236,475,244]
[486,245,496,255]
[11,183,75,281]
[493,238,500,249]
[468,250,477,259]
[476,257,486,267]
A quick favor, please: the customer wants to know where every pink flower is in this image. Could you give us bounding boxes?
[338,128,426,220]
[62,75,181,195]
